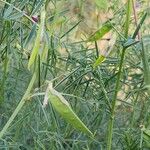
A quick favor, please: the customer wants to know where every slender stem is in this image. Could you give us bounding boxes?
[107,47,126,150]
[38,55,41,88]
[106,0,132,149]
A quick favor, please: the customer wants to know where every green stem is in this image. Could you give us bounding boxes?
[107,48,126,150]
[106,0,132,149]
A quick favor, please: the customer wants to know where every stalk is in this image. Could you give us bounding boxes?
[106,0,132,149]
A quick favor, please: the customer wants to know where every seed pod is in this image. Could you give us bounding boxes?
[46,82,93,137]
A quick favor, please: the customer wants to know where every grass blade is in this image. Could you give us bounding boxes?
[132,13,147,39]
[60,20,81,39]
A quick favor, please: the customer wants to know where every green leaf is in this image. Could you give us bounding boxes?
[93,55,106,68]
[60,20,81,39]
[28,7,46,70]
[88,22,113,42]
[46,82,93,137]
[132,13,147,39]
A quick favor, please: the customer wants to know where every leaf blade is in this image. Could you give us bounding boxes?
[88,22,113,42]
[93,55,106,68]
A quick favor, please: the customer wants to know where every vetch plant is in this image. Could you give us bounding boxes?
[0,0,150,149]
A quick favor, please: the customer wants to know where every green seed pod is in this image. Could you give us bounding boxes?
[46,82,93,137]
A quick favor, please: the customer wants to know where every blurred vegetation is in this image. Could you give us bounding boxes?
[0,0,150,149]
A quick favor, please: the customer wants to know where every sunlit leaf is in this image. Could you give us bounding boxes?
[93,55,106,68]
[88,22,113,42]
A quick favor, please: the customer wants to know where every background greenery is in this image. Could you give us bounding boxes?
[0,0,150,149]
